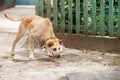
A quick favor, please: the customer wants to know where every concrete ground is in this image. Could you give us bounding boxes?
[0,6,120,80]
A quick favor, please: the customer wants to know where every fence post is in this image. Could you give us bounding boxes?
[92,0,96,35]
[100,0,105,36]
[76,0,80,34]
[68,0,73,33]
[38,0,44,16]
[53,0,58,32]
[84,0,88,34]
[36,0,40,15]
[118,0,120,37]
[60,0,65,33]
[46,0,51,19]
[109,0,114,36]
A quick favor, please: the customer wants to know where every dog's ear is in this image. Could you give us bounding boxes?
[47,41,54,47]
[59,39,64,44]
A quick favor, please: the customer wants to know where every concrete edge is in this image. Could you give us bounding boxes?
[56,33,120,53]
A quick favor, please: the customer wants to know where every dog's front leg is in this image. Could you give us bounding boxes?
[28,34,34,59]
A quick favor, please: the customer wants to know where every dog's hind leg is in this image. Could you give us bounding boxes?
[11,25,24,56]
[28,34,34,59]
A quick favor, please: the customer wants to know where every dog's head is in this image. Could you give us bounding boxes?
[45,38,64,58]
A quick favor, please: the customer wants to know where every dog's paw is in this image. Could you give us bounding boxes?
[10,52,15,57]
[48,54,53,57]
[29,55,34,59]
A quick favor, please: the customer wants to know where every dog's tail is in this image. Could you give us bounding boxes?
[4,14,24,21]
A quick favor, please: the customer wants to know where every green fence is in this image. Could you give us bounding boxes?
[36,0,120,37]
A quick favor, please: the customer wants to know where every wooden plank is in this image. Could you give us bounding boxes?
[84,0,88,34]
[100,0,105,36]
[39,0,44,17]
[36,0,40,15]
[92,0,96,35]
[76,0,80,34]
[53,0,58,32]
[108,0,114,36]
[46,0,51,19]
[68,0,73,33]
[118,0,120,37]
[60,0,65,33]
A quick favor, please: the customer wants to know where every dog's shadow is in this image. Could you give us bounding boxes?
[7,48,81,63]
[12,50,60,63]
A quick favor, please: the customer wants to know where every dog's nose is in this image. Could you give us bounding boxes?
[56,54,61,58]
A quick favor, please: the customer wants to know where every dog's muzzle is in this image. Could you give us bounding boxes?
[55,54,61,58]
[51,53,61,58]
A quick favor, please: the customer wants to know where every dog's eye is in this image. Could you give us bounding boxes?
[59,47,60,50]
[53,48,57,51]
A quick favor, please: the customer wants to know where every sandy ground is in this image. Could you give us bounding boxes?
[0,32,120,80]
[0,6,120,80]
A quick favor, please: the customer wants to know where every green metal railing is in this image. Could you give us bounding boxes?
[36,0,120,37]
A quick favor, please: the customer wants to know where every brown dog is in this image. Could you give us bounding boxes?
[4,14,64,59]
